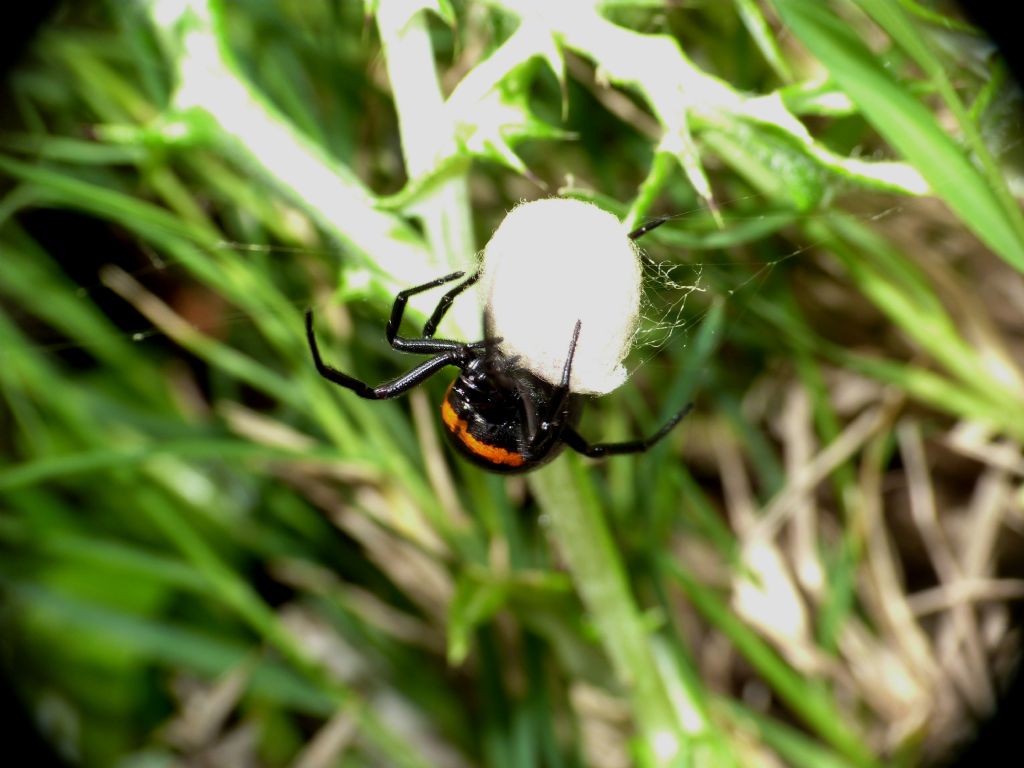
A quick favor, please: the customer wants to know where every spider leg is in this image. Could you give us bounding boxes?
[562,403,692,458]
[556,320,581,392]
[628,216,669,241]
[306,310,468,399]
[423,271,481,338]
[386,271,471,354]
[520,387,541,448]
[524,320,581,450]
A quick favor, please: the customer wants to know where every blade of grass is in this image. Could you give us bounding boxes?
[7,582,338,716]
[145,0,433,288]
[774,0,1024,271]
[530,455,698,767]
[723,700,870,768]
[852,0,1024,250]
[735,0,794,82]
[663,557,879,768]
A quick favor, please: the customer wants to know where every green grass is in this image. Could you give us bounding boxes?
[2,1,1022,766]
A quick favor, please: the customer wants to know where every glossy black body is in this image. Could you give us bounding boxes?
[442,354,584,473]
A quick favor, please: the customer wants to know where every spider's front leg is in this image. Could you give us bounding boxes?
[522,320,582,451]
[305,271,496,400]
[386,271,471,354]
[305,311,498,400]
[422,271,481,338]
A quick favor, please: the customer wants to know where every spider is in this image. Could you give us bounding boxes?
[304,215,689,474]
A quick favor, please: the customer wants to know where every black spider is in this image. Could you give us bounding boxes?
[305,217,689,473]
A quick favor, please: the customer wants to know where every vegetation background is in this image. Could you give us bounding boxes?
[2,1,1023,766]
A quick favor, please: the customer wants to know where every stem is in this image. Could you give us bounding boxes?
[146,0,431,288]
[375,0,480,338]
[531,456,696,766]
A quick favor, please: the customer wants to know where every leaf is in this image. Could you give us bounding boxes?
[446,26,571,177]
[447,573,508,665]
[773,0,1024,272]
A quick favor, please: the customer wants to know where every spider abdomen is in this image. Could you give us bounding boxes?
[440,375,581,474]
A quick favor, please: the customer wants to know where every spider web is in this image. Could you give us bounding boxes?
[623,201,905,378]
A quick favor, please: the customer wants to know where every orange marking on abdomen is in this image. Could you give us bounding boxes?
[442,394,525,468]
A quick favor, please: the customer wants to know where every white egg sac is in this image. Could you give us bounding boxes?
[480,198,642,395]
